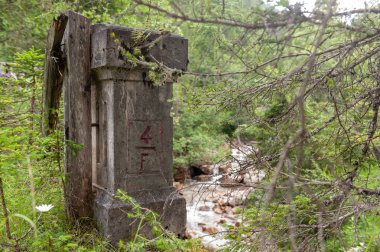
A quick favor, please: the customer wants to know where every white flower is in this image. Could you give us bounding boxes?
[35,204,54,213]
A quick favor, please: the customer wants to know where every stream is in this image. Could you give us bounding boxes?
[175,143,265,251]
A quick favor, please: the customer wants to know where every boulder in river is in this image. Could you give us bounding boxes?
[198,205,211,211]
[202,226,219,235]
[199,164,215,175]
[174,165,191,182]
[213,205,224,214]
[218,163,232,174]
[195,174,212,182]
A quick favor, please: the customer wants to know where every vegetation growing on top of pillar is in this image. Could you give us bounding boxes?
[112,31,183,86]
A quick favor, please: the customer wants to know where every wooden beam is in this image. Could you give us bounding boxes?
[63,10,92,219]
[42,14,68,136]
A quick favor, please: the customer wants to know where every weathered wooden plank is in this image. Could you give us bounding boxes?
[91,84,98,187]
[63,10,92,219]
[42,14,68,136]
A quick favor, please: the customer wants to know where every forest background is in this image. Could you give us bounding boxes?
[1,0,380,251]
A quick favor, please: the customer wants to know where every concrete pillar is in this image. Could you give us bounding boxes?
[90,24,187,244]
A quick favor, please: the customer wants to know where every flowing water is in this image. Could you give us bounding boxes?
[178,144,265,251]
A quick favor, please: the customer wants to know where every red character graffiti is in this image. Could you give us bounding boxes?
[140,126,152,144]
[136,125,155,172]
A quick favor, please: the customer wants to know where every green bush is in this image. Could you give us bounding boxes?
[173,108,230,167]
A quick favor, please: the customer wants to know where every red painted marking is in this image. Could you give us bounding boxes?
[160,127,164,138]
[140,153,149,171]
[136,146,156,150]
[140,126,152,144]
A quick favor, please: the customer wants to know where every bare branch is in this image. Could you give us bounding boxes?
[133,0,310,30]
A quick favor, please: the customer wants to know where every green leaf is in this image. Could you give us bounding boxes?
[11,213,37,237]
[278,0,289,7]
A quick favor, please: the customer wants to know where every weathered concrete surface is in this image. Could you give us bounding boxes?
[91,24,188,71]
[94,188,186,243]
[91,25,187,244]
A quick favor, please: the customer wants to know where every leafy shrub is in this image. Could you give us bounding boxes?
[173,108,230,167]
